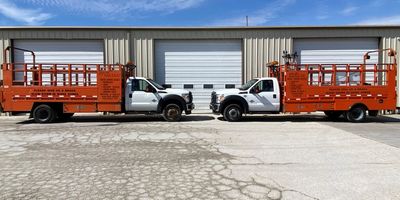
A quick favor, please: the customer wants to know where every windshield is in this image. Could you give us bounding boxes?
[147,79,165,90]
[239,79,259,90]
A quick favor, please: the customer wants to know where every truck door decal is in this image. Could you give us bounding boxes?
[98,71,122,102]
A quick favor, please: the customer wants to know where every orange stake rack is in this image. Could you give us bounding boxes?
[268,49,398,113]
[0,46,133,114]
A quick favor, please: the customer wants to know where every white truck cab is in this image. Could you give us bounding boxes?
[125,77,194,121]
[210,77,280,121]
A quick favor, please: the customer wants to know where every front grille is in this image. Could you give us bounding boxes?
[211,91,217,104]
[188,92,193,103]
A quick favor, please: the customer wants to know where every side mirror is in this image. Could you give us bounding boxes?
[162,84,171,88]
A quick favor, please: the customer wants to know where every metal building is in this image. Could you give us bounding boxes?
[0,26,399,109]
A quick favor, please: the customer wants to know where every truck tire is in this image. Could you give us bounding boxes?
[223,104,243,122]
[368,110,379,117]
[324,111,343,120]
[346,106,367,123]
[33,104,57,123]
[163,103,182,122]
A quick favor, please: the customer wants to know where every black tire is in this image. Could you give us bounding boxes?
[33,104,57,123]
[324,111,343,120]
[346,106,367,123]
[162,103,182,122]
[368,110,379,117]
[223,104,243,122]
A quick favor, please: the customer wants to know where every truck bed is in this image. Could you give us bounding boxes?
[271,63,397,112]
[0,63,128,113]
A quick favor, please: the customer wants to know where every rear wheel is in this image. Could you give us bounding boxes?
[163,103,182,122]
[324,111,343,120]
[223,104,243,122]
[33,104,57,123]
[346,106,367,123]
[368,110,379,117]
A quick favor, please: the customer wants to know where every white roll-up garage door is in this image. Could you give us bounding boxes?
[294,38,379,86]
[294,38,379,64]
[14,40,104,64]
[155,40,242,110]
[13,40,104,85]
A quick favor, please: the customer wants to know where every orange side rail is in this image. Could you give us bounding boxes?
[0,62,134,112]
[266,49,397,112]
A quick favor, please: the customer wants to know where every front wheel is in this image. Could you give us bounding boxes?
[162,104,182,122]
[33,104,57,123]
[223,104,243,122]
[346,106,367,123]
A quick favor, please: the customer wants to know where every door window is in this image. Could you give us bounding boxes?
[132,79,155,92]
[253,80,274,93]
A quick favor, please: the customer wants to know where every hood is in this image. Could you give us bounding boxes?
[164,88,190,94]
[214,88,243,95]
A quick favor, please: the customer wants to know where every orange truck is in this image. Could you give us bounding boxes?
[210,49,397,122]
[0,46,194,123]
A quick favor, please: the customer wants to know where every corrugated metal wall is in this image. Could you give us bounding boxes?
[244,37,292,81]
[104,34,130,65]
[131,37,154,78]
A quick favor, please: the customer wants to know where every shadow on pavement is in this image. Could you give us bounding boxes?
[17,115,215,124]
[217,114,400,123]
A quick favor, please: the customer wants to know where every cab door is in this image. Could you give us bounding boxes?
[246,79,280,112]
[126,79,160,112]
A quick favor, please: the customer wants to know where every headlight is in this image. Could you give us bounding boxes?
[182,93,190,102]
[217,94,224,103]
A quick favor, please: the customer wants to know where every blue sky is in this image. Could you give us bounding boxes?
[0,0,399,26]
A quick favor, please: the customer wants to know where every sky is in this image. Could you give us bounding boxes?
[0,0,399,26]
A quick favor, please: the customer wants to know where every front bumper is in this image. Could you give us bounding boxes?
[185,103,195,114]
[210,103,221,114]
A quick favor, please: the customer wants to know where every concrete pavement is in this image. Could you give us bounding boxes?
[0,114,399,199]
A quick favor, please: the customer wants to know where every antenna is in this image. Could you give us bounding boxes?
[246,16,249,26]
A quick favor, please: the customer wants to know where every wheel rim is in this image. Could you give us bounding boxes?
[37,109,50,121]
[167,106,179,120]
[228,107,239,120]
[350,108,364,121]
